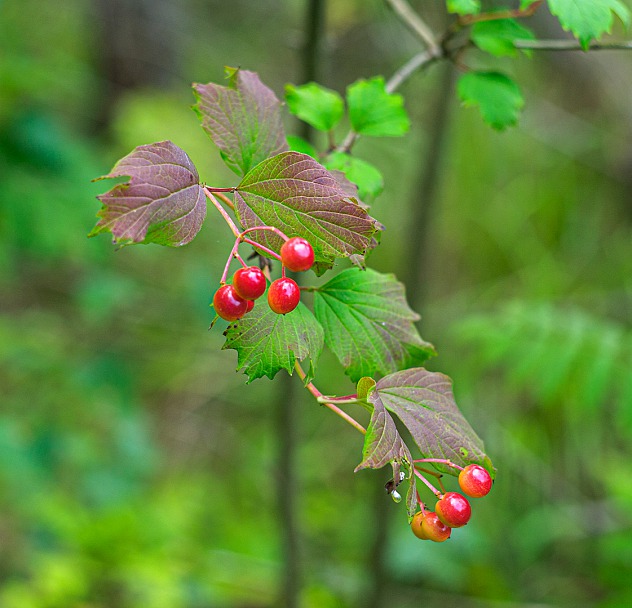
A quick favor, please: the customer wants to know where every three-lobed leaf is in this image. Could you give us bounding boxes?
[375,368,494,475]
[90,141,206,247]
[548,0,630,49]
[193,68,288,177]
[234,152,381,273]
[285,82,345,132]
[347,77,410,137]
[313,268,436,382]
[457,71,524,130]
[222,298,323,383]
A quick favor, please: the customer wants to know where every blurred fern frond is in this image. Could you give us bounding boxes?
[454,301,632,421]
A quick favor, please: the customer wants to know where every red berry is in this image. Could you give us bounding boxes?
[233,266,267,300]
[436,492,471,528]
[267,278,300,314]
[280,237,315,272]
[459,464,493,498]
[213,285,249,321]
[410,511,429,540]
[421,512,451,542]
[245,299,255,313]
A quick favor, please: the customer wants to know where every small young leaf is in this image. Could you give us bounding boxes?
[355,391,418,520]
[286,135,318,158]
[520,0,541,8]
[447,0,481,15]
[324,152,384,202]
[193,68,288,177]
[90,141,206,247]
[222,298,323,383]
[347,77,410,137]
[457,71,524,130]
[313,268,436,382]
[548,0,630,49]
[357,376,377,401]
[234,152,381,273]
[285,82,345,132]
[376,368,492,475]
[471,18,536,57]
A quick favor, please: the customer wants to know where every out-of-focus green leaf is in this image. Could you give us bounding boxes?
[447,0,481,15]
[471,18,536,57]
[285,82,345,132]
[457,71,524,130]
[347,77,410,137]
[323,152,384,201]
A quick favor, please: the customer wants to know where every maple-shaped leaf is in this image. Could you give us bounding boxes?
[222,298,324,383]
[355,390,418,520]
[548,0,630,49]
[376,368,494,475]
[193,68,288,177]
[313,268,436,382]
[457,71,524,130]
[90,141,206,247]
[234,152,381,273]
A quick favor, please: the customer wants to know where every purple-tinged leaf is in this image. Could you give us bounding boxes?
[234,152,381,273]
[193,68,288,177]
[90,141,206,247]
[376,368,494,476]
[355,391,418,520]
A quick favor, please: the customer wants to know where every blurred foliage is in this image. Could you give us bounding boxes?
[1,0,631,606]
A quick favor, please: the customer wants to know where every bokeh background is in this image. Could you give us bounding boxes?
[1,1,632,606]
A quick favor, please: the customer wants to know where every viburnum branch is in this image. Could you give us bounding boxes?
[215,191,235,210]
[514,39,632,51]
[385,50,439,93]
[294,362,367,435]
[220,238,243,284]
[384,0,442,57]
[416,467,446,494]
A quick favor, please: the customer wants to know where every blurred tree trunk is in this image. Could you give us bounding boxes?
[91,0,183,131]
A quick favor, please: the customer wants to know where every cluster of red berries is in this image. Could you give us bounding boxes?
[213,237,315,321]
[411,464,492,543]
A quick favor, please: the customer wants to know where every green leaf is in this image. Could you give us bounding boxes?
[471,18,536,57]
[286,135,318,158]
[376,368,494,475]
[285,82,345,132]
[457,71,524,130]
[324,152,384,202]
[90,141,206,247]
[347,77,410,137]
[313,268,436,382]
[356,377,377,401]
[193,68,288,176]
[234,152,382,273]
[520,0,542,8]
[548,0,630,49]
[222,298,324,383]
[447,0,481,15]
[355,392,418,520]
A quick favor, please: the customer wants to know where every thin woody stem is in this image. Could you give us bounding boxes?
[384,0,441,56]
[294,362,367,435]
[414,457,463,471]
[215,191,235,210]
[514,39,632,51]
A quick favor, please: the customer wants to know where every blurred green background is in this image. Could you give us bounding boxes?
[1,0,632,606]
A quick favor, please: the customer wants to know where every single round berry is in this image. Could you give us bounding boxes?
[245,299,255,313]
[267,278,300,314]
[459,464,493,498]
[280,237,315,272]
[421,512,451,542]
[410,511,429,540]
[213,285,249,321]
[233,266,267,300]
[436,492,471,528]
